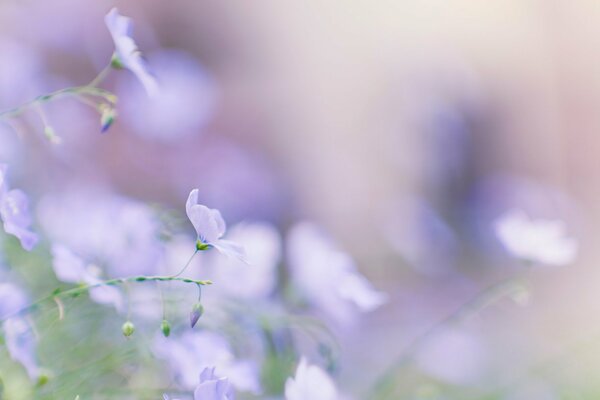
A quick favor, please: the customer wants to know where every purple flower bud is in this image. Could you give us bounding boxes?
[189,302,204,328]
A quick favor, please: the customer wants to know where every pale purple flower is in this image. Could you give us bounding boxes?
[194,367,235,400]
[0,165,38,251]
[494,209,578,266]
[287,222,387,324]
[105,8,158,97]
[206,222,280,300]
[285,358,337,400]
[4,317,40,380]
[119,50,217,142]
[154,330,260,394]
[38,188,163,277]
[51,244,123,311]
[186,189,245,261]
[0,283,40,380]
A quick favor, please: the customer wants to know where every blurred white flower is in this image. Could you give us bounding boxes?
[285,358,337,400]
[494,209,577,266]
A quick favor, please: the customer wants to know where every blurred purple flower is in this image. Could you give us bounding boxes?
[119,50,217,142]
[51,244,123,311]
[383,196,458,276]
[0,283,40,380]
[154,330,260,394]
[186,189,245,261]
[4,317,40,380]
[206,222,280,300]
[287,222,387,324]
[0,164,38,251]
[105,8,158,97]
[494,209,578,266]
[194,367,236,400]
[285,357,337,400]
[38,188,163,277]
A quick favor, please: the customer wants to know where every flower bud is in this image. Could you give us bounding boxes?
[161,319,171,337]
[99,103,117,133]
[190,302,204,328]
[122,321,135,337]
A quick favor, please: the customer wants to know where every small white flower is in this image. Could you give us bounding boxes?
[494,209,577,266]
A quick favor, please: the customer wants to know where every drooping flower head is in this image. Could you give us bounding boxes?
[285,358,337,400]
[494,209,578,266]
[0,164,38,251]
[186,189,245,261]
[105,8,158,97]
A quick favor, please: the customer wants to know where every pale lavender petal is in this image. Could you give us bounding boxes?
[105,8,158,97]
[194,367,235,400]
[4,317,40,380]
[212,240,247,263]
[0,189,38,251]
[51,244,88,283]
[186,189,225,243]
[0,283,28,319]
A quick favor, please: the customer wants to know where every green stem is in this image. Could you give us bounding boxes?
[87,65,112,88]
[0,86,117,121]
[2,275,212,323]
[170,250,199,278]
[367,274,528,400]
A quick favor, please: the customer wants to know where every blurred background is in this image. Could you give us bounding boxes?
[1,0,600,399]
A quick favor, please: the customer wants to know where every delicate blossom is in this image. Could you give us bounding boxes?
[287,222,387,324]
[0,164,38,251]
[0,283,40,379]
[164,367,235,400]
[494,209,578,266]
[51,244,123,311]
[194,367,236,400]
[105,8,158,97]
[285,358,337,400]
[186,189,246,261]
[154,330,260,393]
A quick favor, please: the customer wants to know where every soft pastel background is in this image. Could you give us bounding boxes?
[1,1,599,399]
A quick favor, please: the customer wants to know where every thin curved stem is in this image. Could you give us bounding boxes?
[170,250,199,278]
[87,64,112,88]
[367,274,528,400]
[0,86,117,121]
[2,274,212,323]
